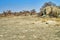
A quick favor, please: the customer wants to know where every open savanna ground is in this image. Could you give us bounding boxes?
[0,16,60,40]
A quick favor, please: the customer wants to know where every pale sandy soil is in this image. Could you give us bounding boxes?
[0,16,60,40]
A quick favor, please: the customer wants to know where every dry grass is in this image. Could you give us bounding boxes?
[0,16,60,40]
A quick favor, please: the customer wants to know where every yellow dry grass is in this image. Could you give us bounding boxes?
[0,15,60,40]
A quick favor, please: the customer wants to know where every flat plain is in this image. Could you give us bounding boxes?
[0,16,60,40]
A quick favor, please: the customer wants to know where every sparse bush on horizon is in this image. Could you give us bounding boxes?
[0,9,36,17]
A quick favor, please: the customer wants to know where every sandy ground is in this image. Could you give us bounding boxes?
[0,16,60,40]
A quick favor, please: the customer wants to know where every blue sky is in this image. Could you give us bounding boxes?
[0,0,60,13]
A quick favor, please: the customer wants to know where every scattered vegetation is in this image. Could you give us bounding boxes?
[0,2,60,18]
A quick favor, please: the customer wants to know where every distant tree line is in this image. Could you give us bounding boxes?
[0,9,36,17]
[0,1,60,18]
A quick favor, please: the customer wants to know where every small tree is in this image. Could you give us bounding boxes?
[7,10,12,15]
[3,11,7,16]
[30,9,36,15]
